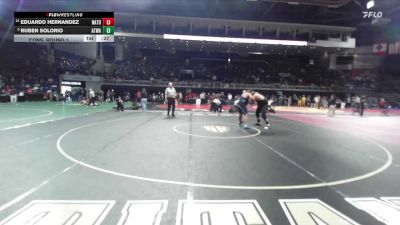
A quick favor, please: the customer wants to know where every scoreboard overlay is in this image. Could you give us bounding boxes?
[14,12,114,43]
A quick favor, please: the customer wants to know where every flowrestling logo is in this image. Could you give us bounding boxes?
[203,125,230,133]
[363,11,383,18]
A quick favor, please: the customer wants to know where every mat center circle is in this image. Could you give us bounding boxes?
[173,123,261,139]
[56,117,392,190]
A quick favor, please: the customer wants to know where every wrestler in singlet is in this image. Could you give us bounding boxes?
[252,92,271,130]
[237,90,253,129]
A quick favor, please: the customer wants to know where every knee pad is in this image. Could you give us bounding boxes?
[261,113,267,120]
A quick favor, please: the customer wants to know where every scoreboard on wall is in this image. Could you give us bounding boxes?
[14,12,114,43]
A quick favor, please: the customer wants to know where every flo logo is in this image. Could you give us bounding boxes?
[203,125,230,133]
[363,11,383,18]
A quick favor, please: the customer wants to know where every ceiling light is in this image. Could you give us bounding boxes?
[163,34,307,46]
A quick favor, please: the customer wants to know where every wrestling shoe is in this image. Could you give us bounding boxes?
[242,124,251,129]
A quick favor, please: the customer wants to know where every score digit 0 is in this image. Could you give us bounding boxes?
[102,18,114,26]
[103,26,114,34]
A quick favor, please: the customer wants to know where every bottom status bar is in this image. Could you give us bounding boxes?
[14,34,114,43]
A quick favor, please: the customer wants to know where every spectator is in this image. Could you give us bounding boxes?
[88,88,96,106]
[314,95,320,109]
[136,89,141,103]
[328,94,337,117]
[141,88,148,111]
[115,97,124,111]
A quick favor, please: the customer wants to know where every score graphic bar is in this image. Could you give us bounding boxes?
[14,12,114,18]
[14,12,114,42]
[13,35,114,43]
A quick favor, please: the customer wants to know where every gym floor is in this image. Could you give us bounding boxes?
[0,102,399,225]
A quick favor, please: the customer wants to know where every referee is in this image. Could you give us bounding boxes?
[165,82,177,117]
